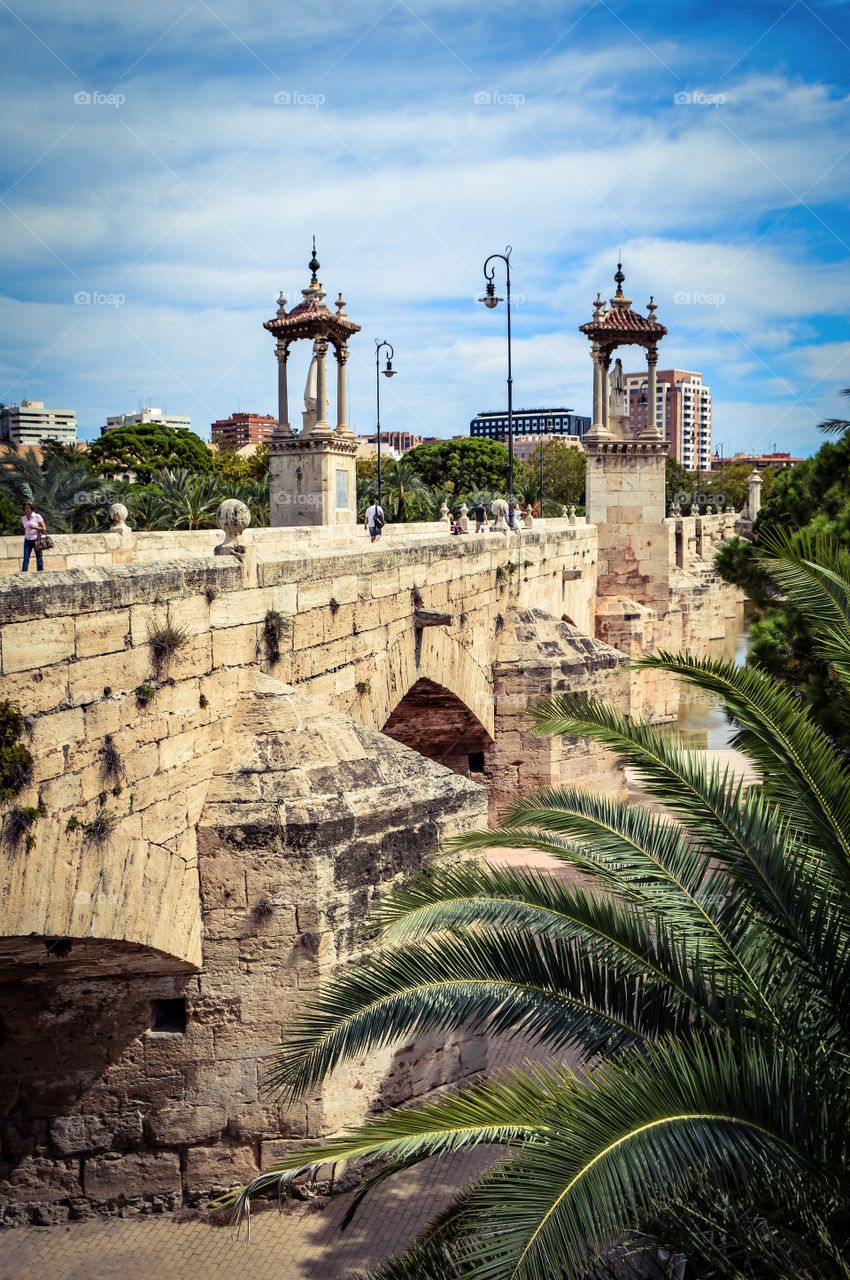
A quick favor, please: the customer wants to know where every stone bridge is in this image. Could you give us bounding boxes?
[0,465,742,1220]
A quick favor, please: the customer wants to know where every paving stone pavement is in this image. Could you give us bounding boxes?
[1,1146,498,1280]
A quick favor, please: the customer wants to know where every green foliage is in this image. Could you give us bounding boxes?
[0,488,20,536]
[406,438,509,498]
[377,458,432,523]
[716,391,850,742]
[88,422,214,484]
[0,701,33,803]
[519,441,586,511]
[135,683,157,707]
[0,445,110,532]
[212,443,268,484]
[228,536,850,1278]
[3,800,45,851]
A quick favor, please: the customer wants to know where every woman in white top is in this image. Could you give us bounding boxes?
[21,501,47,572]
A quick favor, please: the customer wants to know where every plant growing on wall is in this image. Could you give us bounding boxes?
[0,701,33,803]
[147,623,189,679]
[2,801,45,852]
[263,610,285,663]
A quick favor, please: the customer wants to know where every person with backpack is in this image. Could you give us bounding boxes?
[364,496,385,544]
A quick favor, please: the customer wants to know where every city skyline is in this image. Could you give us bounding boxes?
[1,2,849,455]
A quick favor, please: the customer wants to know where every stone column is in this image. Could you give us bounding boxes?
[601,353,612,433]
[592,343,603,425]
[275,341,293,435]
[639,345,661,440]
[335,346,351,436]
[747,469,763,520]
[312,338,332,437]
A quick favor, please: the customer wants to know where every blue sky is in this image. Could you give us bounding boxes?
[1,0,849,455]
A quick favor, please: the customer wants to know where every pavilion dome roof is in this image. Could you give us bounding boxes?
[264,240,361,345]
[579,263,667,346]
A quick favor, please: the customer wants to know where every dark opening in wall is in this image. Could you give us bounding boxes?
[150,998,187,1034]
[467,751,485,774]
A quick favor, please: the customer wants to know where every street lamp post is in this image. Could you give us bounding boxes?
[541,414,553,515]
[479,245,514,503]
[374,340,396,507]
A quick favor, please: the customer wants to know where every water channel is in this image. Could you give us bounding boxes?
[673,602,749,749]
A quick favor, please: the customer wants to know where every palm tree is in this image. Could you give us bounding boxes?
[0,446,107,532]
[231,531,850,1279]
[150,468,223,529]
[379,458,431,522]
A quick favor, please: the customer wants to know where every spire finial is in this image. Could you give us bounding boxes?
[614,260,625,298]
[309,235,320,285]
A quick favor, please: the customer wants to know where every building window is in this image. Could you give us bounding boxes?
[150,998,187,1034]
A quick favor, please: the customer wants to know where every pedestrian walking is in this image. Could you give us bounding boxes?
[364,496,385,544]
[473,500,487,533]
[21,501,48,572]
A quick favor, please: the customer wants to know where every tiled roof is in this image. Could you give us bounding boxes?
[580,305,667,339]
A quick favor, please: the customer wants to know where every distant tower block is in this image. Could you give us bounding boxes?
[264,240,361,526]
[580,263,670,610]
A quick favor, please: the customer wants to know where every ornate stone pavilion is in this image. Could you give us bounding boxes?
[264,242,361,526]
[580,265,671,612]
[580,262,668,441]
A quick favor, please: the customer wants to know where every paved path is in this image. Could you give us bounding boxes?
[2,1147,497,1280]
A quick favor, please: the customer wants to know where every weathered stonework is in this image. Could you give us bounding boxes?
[0,506,742,1221]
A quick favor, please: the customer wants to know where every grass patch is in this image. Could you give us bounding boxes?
[100,734,123,783]
[148,623,189,678]
[83,812,115,848]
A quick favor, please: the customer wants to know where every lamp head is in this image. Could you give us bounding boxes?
[479,280,501,309]
[383,358,396,378]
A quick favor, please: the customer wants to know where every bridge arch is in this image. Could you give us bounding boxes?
[363,626,494,740]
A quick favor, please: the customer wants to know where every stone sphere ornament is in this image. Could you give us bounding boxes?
[215,498,251,559]
[108,502,132,534]
[491,498,509,533]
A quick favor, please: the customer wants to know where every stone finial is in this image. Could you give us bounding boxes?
[458,502,469,533]
[491,497,509,533]
[276,291,287,317]
[522,504,534,528]
[215,498,251,561]
[705,504,713,515]
[568,504,577,525]
[561,505,569,518]
[439,501,451,524]
[108,502,131,534]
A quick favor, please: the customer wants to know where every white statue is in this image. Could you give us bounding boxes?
[608,357,628,419]
[302,354,330,433]
[491,498,509,534]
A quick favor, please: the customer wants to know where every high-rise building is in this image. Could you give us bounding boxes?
[623,369,712,469]
[211,412,278,449]
[469,408,590,441]
[101,407,192,435]
[0,399,77,447]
